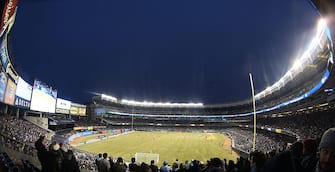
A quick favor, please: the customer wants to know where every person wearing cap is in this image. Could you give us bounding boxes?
[48,142,63,172]
[315,128,335,172]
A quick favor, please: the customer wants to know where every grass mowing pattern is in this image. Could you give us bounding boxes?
[75,131,238,164]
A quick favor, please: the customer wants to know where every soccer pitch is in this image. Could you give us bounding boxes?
[75,131,239,164]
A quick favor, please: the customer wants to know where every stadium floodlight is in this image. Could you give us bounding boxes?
[121,98,203,107]
[292,59,303,71]
[318,18,327,32]
[278,78,285,87]
[265,87,272,94]
[101,94,118,102]
[254,18,328,100]
[273,82,280,91]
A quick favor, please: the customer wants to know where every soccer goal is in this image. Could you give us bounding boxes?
[135,152,160,164]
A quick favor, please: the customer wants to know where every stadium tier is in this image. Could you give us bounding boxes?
[90,30,334,117]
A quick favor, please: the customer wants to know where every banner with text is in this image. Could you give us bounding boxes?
[0,71,7,102]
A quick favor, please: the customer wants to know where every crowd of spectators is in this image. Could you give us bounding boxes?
[0,115,52,156]
[0,115,98,171]
[257,110,335,140]
[1,112,335,172]
[74,151,97,171]
[224,128,287,154]
[0,115,51,146]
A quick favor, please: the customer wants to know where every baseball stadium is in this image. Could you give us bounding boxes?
[0,0,335,172]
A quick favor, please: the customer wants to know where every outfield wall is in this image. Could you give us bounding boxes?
[68,128,132,146]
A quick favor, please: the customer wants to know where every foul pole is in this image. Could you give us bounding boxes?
[249,73,257,151]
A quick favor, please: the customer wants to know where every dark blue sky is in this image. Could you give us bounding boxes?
[10,0,319,104]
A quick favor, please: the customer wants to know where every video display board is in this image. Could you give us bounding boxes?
[30,80,57,113]
[14,77,32,109]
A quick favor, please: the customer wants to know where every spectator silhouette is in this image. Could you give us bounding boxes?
[249,151,266,172]
[61,150,80,172]
[96,153,103,172]
[48,142,63,172]
[99,153,110,172]
[112,157,127,172]
[160,160,172,172]
[129,157,140,172]
[301,139,318,172]
[35,135,48,172]
[150,160,159,172]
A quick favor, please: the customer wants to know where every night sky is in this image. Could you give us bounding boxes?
[10,0,319,104]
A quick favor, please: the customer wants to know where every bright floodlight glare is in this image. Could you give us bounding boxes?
[120,99,203,107]
[254,17,328,100]
[318,18,326,32]
[292,59,303,71]
[265,87,272,93]
[101,94,117,102]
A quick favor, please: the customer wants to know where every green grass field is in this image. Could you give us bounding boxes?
[75,131,238,164]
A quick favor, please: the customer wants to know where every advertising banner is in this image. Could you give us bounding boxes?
[78,107,86,116]
[0,0,19,30]
[56,98,71,110]
[14,96,30,109]
[56,108,70,114]
[70,106,78,115]
[0,33,9,70]
[6,63,18,83]
[0,71,7,102]
[70,103,86,116]
[4,78,16,105]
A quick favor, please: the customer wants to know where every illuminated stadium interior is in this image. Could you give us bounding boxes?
[1,0,335,171]
[87,18,335,119]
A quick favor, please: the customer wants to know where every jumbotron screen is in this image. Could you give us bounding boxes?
[14,77,32,109]
[30,80,57,113]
